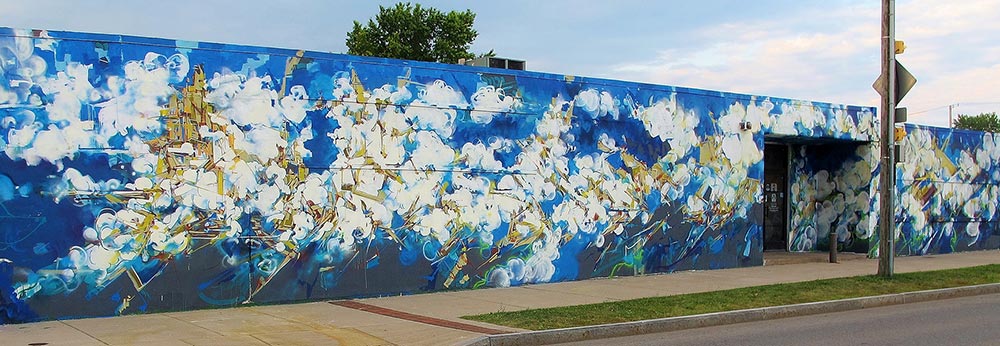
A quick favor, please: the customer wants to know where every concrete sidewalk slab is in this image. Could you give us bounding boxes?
[2,320,106,346]
[2,250,997,346]
[357,290,529,320]
[252,302,480,346]
[61,314,224,345]
[523,278,665,301]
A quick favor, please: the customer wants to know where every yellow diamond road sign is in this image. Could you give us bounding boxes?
[873,74,886,96]
[872,61,917,104]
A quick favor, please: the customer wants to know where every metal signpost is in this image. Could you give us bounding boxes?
[874,0,916,278]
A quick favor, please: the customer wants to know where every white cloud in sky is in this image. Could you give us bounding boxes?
[601,0,1000,127]
[895,0,1000,126]
[610,4,881,106]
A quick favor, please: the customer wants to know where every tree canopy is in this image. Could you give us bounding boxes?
[346,3,479,64]
[953,112,1000,133]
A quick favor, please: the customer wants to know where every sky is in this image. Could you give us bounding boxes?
[2,0,998,127]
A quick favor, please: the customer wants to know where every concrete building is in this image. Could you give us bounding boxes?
[0,27,996,323]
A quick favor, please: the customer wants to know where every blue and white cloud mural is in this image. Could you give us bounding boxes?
[787,144,878,254]
[895,125,1000,255]
[1,27,990,323]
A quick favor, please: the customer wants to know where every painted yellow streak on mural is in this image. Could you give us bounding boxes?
[126,267,162,292]
[563,100,575,125]
[736,178,760,205]
[913,182,937,206]
[381,226,403,246]
[190,236,221,253]
[934,147,957,176]
[620,151,644,169]
[250,255,295,299]
[116,295,133,315]
[376,166,403,185]
[280,50,305,97]
[443,250,468,288]
[597,139,617,153]
[217,170,224,195]
[396,68,412,89]
[477,206,530,270]
[513,222,545,249]
[699,137,718,165]
[437,181,451,198]
[648,162,674,187]
[351,69,367,103]
[435,227,463,261]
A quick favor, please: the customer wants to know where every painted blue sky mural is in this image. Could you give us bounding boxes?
[3,25,995,325]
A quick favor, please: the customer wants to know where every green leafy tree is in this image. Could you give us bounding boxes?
[953,112,1000,132]
[346,3,480,64]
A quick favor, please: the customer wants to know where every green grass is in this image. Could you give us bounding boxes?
[462,264,1000,330]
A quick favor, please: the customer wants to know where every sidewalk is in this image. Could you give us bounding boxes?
[3,250,997,346]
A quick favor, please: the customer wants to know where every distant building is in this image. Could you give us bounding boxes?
[462,56,526,70]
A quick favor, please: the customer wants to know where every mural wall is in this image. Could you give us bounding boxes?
[787,143,878,254]
[0,27,876,322]
[782,123,1000,256]
[896,124,1000,255]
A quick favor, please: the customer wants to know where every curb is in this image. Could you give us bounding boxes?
[461,283,1000,346]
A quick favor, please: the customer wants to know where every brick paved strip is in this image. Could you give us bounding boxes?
[329,300,509,335]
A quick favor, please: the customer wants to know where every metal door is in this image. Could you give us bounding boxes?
[763,144,788,251]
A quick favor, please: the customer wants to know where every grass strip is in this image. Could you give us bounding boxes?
[462,264,1000,330]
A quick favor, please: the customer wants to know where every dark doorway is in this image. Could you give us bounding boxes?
[763,144,788,251]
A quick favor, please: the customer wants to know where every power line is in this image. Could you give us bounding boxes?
[955,101,1000,106]
[909,101,1000,116]
[909,104,950,116]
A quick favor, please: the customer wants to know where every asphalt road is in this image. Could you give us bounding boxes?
[553,293,1000,346]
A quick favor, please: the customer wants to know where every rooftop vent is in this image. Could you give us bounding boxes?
[463,57,525,71]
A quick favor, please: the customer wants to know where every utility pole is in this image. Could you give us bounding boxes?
[877,0,896,277]
[948,104,958,128]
